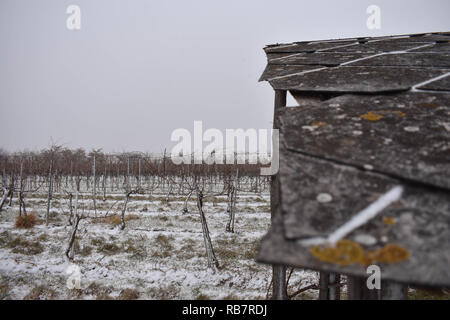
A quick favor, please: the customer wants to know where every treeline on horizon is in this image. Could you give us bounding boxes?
[0,146,267,178]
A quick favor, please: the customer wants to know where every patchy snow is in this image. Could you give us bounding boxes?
[0,192,318,300]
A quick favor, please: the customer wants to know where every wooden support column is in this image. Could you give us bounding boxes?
[381,281,408,300]
[347,275,381,300]
[319,272,330,300]
[271,89,288,300]
[318,273,341,300]
[347,276,364,300]
[329,273,341,300]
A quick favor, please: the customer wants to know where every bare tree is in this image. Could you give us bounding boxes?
[120,188,141,230]
[65,187,85,261]
[0,187,8,211]
[66,191,74,225]
[182,189,194,214]
[45,145,61,225]
[18,156,27,216]
[92,153,97,216]
[225,170,239,233]
[196,188,219,270]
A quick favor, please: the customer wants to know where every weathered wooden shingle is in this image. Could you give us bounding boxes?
[410,42,450,53]
[268,52,373,67]
[259,65,318,81]
[280,92,450,190]
[349,52,450,68]
[265,40,358,53]
[257,33,450,287]
[257,148,450,287]
[418,74,450,91]
[320,41,430,53]
[261,33,450,92]
[269,66,448,92]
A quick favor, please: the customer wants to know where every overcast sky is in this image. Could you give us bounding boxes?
[1,0,450,154]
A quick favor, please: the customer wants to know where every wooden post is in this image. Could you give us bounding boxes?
[329,273,341,300]
[271,90,288,300]
[93,154,97,216]
[46,155,53,225]
[319,272,330,300]
[381,281,408,300]
[347,276,364,300]
[347,275,381,300]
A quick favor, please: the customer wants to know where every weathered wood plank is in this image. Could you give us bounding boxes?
[409,42,450,53]
[271,90,288,300]
[265,40,357,54]
[258,32,450,291]
[256,147,450,287]
[321,41,430,53]
[268,52,373,67]
[280,92,450,189]
[349,52,450,68]
[418,74,450,91]
[259,64,317,81]
[268,66,448,92]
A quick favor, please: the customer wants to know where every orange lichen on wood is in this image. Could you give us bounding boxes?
[394,111,406,117]
[383,216,396,225]
[360,112,383,121]
[310,240,363,266]
[360,110,405,121]
[371,244,410,264]
[419,102,437,108]
[311,122,326,127]
[311,240,410,266]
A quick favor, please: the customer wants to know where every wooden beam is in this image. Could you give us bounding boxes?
[329,273,341,300]
[347,275,381,300]
[319,272,330,300]
[381,281,408,300]
[347,276,364,300]
[271,90,287,300]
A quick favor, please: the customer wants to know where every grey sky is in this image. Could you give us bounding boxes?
[1,0,450,154]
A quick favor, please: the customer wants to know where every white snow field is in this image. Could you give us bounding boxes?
[0,191,319,300]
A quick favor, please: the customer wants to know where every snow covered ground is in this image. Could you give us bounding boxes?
[0,192,319,300]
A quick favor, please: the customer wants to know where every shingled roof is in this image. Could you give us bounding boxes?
[257,32,450,288]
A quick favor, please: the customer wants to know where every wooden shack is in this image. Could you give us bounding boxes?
[256,32,450,300]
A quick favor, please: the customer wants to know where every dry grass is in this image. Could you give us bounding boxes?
[8,237,44,255]
[15,213,37,229]
[98,243,121,255]
[215,247,240,260]
[223,294,239,300]
[155,234,172,245]
[0,276,10,299]
[0,231,11,246]
[408,287,450,300]
[90,236,121,255]
[243,241,259,260]
[196,293,210,300]
[95,214,140,226]
[23,285,56,300]
[85,282,114,300]
[118,288,139,300]
[36,233,48,241]
[151,234,173,258]
[79,245,93,257]
[147,284,179,299]
[176,239,197,259]
[123,238,147,260]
